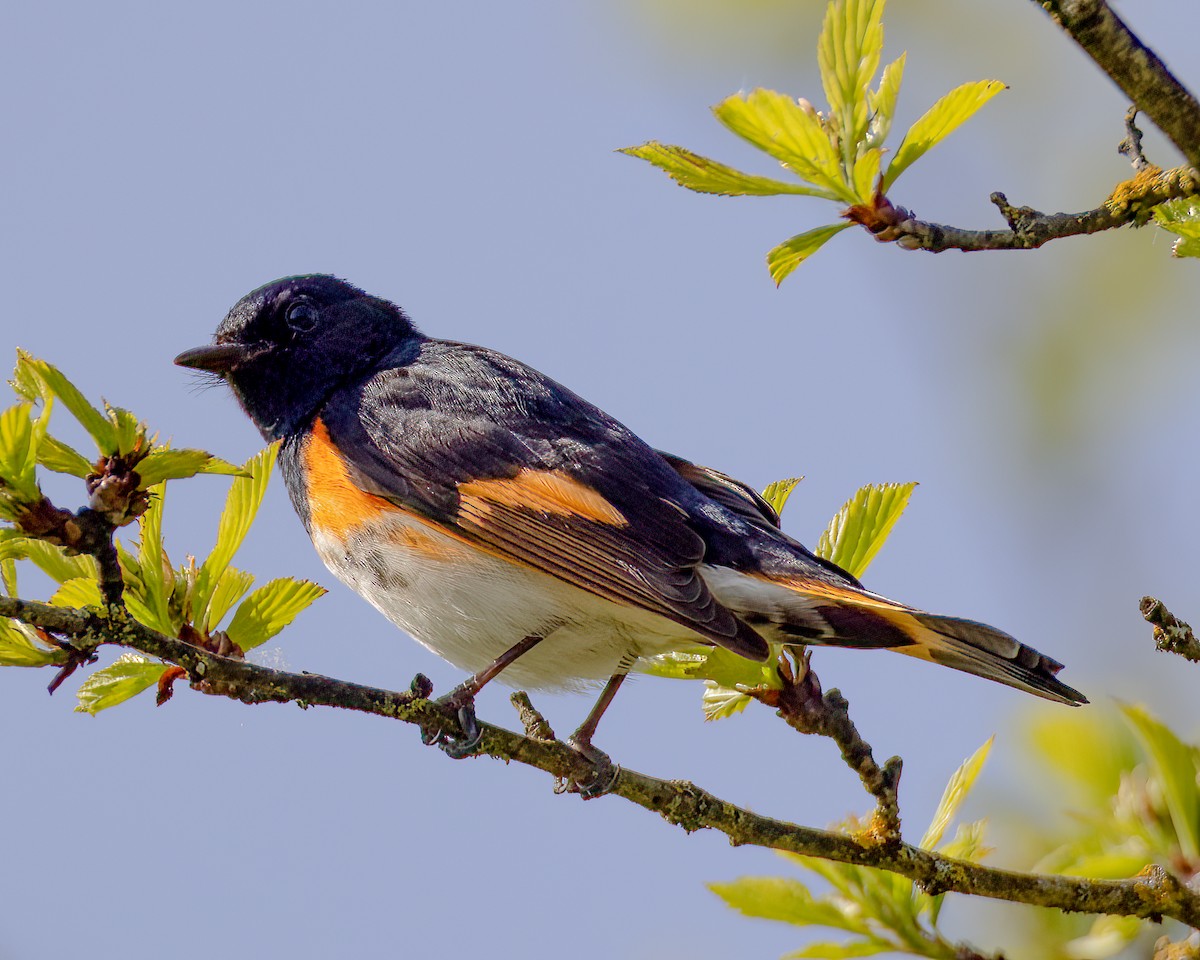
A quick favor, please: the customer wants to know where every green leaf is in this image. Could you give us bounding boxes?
[783,854,858,899]
[117,536,174,633]
[883,79,1005,191]
[921,737,993,850]
[639,648,709,680]
[191,443,278,622]
[713,89,852,201]
[620,142,838,198]
[1153,197,1200,258]
[0,618,66,667]
[641,644,779,691]
[1058,851,1154,881]
[132,484,175,635]
[37,435,95,477]
[0,554,16,596]
[202,566,256,633]
[1171,236,1200,258]
[709,877,867,933]
[19,356,117,453]
[135,448,246,486]
[8,538,97,584]
[1121,704,1200,861]
[815,481,917,578]
[74,653,163,714]
[0,403,41,502]
[10,350,46,403]
[867,53,905,148]
[937,820,989,864]
[768,222,854,285]
[1023,707,1137,804]
[51,577,103,608]
[761,477,803,517]
[786,942,891,959]
[702,682,754,721]
[1064,915,1145,960]
[105,404,145,457]
[817,0,886,168]
[852,147,882,203]
[225,577,326,652]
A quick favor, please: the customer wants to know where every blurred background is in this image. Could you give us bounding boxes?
[2,2,1198,957]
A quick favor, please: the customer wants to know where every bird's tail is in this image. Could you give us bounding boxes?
[808,592,1087,705]
[893,610,1086,705]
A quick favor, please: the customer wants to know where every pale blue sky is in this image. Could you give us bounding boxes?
[3,3,1200,958]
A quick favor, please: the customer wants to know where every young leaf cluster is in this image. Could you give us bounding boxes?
[0,351,242,523]
[621,0,1004,282]
[1153,197,1200,258]
[1018,705,1200,957]
[711,740,995,960]
[0,354,326,712]
[0,543,69,668]
[77,448,324,713]
[641,478,916,720]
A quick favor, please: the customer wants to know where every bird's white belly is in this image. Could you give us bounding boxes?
[310,512,691,690]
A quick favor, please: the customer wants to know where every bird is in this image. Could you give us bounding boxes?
[175,275,1086,789]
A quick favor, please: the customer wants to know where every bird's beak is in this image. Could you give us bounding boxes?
[174,342,262,373]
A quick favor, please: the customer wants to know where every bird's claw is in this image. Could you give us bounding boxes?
[564,736,620,799]
[419,693,483,758]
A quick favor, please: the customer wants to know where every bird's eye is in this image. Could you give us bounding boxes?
[285,300,319,332]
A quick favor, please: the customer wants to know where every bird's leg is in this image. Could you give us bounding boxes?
[565,668,628,799]
[421,634,544,758]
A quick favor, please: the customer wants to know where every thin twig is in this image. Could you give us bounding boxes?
[755,651,902,844]
[3,594,1199,928]
[1141,597,1200,664]
[851,165,1198,253]
[1120,107,1150,171]
[1034,0,1200,171]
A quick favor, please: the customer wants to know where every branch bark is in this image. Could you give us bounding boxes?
[1142,596,1200,664]
[750,650,902,843]
[855,4,1200,254]
[4,594,1199,930]
[853,164,1199,253]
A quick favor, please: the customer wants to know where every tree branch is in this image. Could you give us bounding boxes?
[1141,596,1200,664]
[750,650,902,844]
[854,0,1200,255]
[1034,0,1200,170]
[852,164,1198,253]
[4,594,1199,929]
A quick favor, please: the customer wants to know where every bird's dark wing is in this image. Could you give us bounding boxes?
[315,341,769,661]
[656,451,782,531]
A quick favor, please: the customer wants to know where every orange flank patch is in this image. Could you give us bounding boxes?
[304,419,395,539]
[457,469,627,526]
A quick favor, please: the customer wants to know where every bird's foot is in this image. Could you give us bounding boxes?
[563,735,620,800]
[416,679,483,759]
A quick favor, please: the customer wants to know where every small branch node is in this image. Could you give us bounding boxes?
[1153,932,1200,960]
[774,654,902,842]
[511,691,558,743]
[1120,106,1150,170]
[1140,596,1200,663]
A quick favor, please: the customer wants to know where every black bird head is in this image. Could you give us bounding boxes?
[175,275,419,440]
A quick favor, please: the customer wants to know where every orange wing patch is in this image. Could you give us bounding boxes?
[747,572,905,608]
[385,523,469,563]
[305,419,395,538]
[457,469,627,526]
